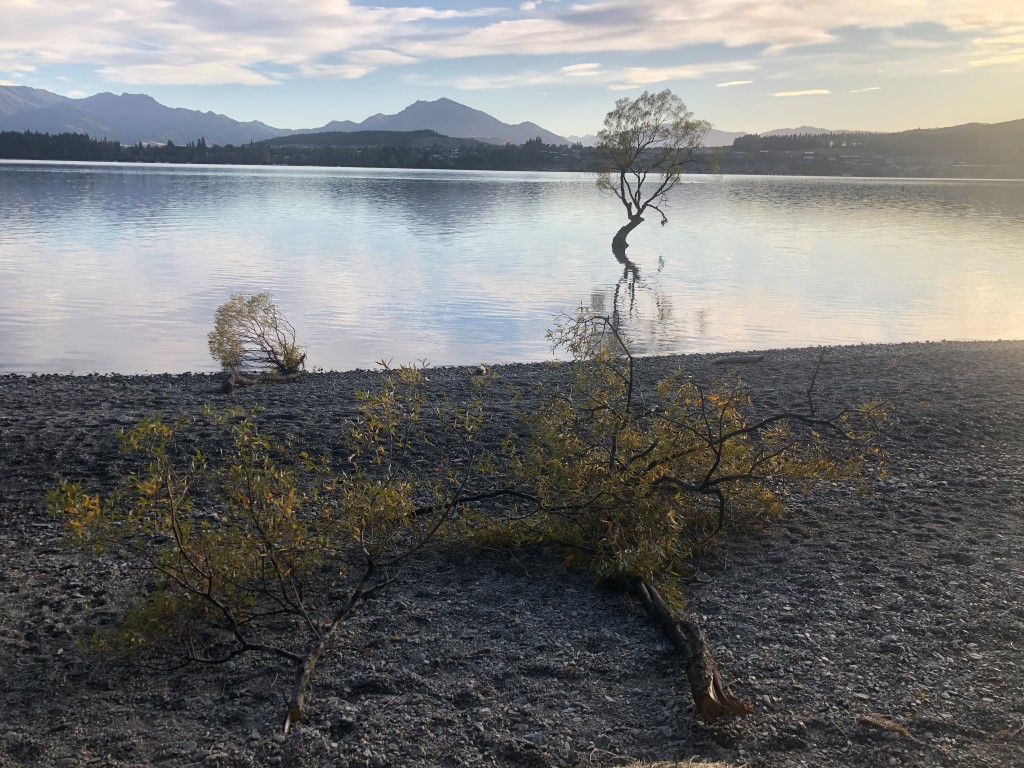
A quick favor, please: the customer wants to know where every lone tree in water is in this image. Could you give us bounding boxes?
[596,89,710,253]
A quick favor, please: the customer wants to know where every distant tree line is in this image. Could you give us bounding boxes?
[731,133,875,151]
[0,130,598,172]
[732,123,1024,167]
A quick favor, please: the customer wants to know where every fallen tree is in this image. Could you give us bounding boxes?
[485,311,886,722]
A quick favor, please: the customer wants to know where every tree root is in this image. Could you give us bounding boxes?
[622,576,752,724]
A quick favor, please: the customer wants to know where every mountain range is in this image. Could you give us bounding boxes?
[0,86,570,146]
[0,85,1007,154]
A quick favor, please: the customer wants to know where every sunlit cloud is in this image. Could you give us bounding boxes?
[851,86,881,92]
[773,89,831,97]
[0,0,1022,89]
[969,50,1024,67]
[562,63,602,76]
[295,63,376,79]
[607,61,757,90]
[444,59,755,91]
[717,80,753,87]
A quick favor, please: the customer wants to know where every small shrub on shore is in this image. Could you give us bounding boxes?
[49,363,493,730]
[208,292,306,374]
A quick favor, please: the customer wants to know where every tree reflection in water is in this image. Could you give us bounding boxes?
[587,245,687,357]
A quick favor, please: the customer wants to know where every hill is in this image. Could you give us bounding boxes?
[266,129,487,149]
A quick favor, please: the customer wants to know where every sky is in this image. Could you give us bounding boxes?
[2,0,1023,137]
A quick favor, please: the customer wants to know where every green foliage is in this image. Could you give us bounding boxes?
[48,362,491,669]
[208,292,306,374]
[50,409,342,660]
[511,311,886,603]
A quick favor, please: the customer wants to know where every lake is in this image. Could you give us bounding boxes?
[1,161,1023,374]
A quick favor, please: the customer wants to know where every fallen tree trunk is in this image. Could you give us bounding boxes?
[622,576,752,724]
[222,371,304,393]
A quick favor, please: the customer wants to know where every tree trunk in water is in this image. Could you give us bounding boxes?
[624,576,753,724]
[612,216,644,251]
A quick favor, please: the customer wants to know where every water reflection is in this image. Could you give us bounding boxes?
[1,162,1023,373]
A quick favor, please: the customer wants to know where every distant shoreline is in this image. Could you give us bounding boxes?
[3,156,1023,182]
[3,337,1024,379]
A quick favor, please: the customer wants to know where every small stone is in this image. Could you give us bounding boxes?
[179,740,198,754]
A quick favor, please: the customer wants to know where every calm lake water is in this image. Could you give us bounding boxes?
[2,160,1023,374]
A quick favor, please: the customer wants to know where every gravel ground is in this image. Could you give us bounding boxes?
[0,341,1022,768]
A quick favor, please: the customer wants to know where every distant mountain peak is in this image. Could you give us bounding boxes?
[0,85,569,146]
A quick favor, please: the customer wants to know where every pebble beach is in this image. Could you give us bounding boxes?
[1,340,1022,767]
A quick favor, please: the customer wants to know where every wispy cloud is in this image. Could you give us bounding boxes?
[969,50,1024,66]
[967,26,1024,67]
[562,63,602,77]
[97,63,280,86]
[773,89,831,97]
[850,86,881,92]
[441,59,755,91]
[717,80,753,87]
[0,0,1022,88]
[607,61,756,90]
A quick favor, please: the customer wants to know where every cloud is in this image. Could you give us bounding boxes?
[0,0,1022,88]
[97,63,280,86]
[773,89,831,97]
[968,49,1024,66]
[881,32,946,49]
[607,61,756,90]
[850,86,881,92]
[717,80,753,87]
[968,28,1024,67]
[442,59,755,91]
[561,63,602,76]
[294,63,376,79]
[347,50,418,66]
[0,0,498,86]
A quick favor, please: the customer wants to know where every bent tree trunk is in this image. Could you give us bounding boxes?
[624,576,752,724]
[612,215,644,251]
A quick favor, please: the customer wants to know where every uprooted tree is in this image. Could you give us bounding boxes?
[596,89,711,253]
[49,364,494,732]
[486,312,886,721]
[208,291,306,376]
